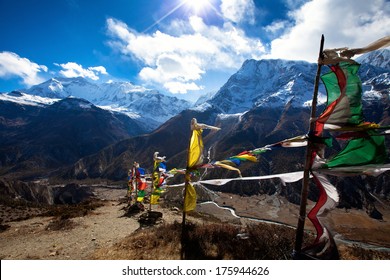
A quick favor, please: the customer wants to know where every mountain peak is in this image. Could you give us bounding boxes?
[202,54,389,115]
[21,77,192,127]
[207,58,316,114]
[356,49,390,70]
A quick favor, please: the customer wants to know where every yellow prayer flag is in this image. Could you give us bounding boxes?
[183,183,197,212]
[188,129,204,168]
[150,194,160,205]
[214,161,242,176]
[233,154,257,162]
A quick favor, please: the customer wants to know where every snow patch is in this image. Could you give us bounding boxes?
[0,92,59,106]
[363,89,384,100]
[192,102,212,112]
[217,112,246,120]
[97,105,141,119]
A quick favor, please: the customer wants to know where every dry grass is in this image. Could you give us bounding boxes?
[42,199,104,231]
[92,219,390,260]
[45,217,78,231]
[2,188,389,260]
[338,244,390,260]
[0,191,104,223]
[41,199,104,220]
[92,222,301,260]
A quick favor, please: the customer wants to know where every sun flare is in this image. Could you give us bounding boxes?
[184,0,211,12]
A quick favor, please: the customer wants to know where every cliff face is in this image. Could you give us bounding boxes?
[0,180,94,205]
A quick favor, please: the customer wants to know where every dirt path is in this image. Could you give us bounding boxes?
[0,201,141,259]
[0,187,184,260]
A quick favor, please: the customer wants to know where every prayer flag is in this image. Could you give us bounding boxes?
[183,183,197,212]
[316,62,364,134]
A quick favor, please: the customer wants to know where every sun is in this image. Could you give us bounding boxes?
[143,0,213,32]
[183,0,211,13]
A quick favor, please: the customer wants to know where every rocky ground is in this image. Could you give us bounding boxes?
[0,185,389,260]
[0,186,203,260]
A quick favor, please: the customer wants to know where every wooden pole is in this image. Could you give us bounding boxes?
[181,171,191,260]
[133,162,138,203]
[126,169,131,204]
[294,35,325,256]
[181,119,194,260]
[127,164,137,205]
[149,158,156,212]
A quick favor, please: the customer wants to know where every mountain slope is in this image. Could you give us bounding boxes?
[0,97,148,179]
[208,59,317,113]
[61,106,223,180]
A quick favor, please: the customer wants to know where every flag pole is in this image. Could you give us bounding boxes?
[127,163,137,205]
[180,170,191,259]
[181,119,193,260]
[149,156,156,212]
[294,34,325,256]
[127,168,132,204]
[133,162,138,203]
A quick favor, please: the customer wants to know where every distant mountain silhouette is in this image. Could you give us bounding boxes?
[0,97,147,180]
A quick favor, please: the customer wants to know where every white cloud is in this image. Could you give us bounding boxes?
[55,62,108,80]
[139,53,205,93]
[264,20,288,36]
[106,16,264,94]
[89,66,108,75]
[267,0,390,62]
[164,81,204,94]
[139,53,204,83]
[0,51,47,86]
[220,0,256,24]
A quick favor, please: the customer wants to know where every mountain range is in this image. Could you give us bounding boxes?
[0,76,192,179]
[0,95,148,179]
[21,77,192,129]
[0,49,389,209]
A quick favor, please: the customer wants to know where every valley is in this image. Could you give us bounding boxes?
[1,182,389,260]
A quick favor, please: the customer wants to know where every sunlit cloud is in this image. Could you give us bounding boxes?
[0,51,47,86]
[220,0,256,24]
[266,0,390,62]
[164,81,204,94]
[105,0,389,94]
[264,21,288,36]
[106,15,265,94]
[55,62,108,80]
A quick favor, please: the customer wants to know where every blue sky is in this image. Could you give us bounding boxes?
[0,0,389,102]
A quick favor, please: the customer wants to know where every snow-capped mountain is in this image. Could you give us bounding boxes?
[194,91,217,106]
[199,49,389,115]
[200,59,316,114]
[23,77,192,125]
